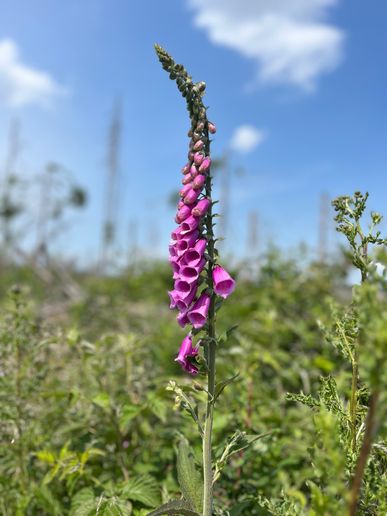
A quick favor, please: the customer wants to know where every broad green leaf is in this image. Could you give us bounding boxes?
[121,475,160,508]
[147,499,200,516]
[92,392,111,410]
[176,437,203,513]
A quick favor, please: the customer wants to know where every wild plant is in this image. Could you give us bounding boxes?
[285,192,387,515]
[150,46,262,516]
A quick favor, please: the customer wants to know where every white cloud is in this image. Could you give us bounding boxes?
[0,39,65,108]
[187,0,345,90]
[230,125,266,153]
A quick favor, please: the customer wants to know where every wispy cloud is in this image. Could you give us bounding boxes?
[0,39,66,108]
[230,125,266,153]
[187,0,345,91]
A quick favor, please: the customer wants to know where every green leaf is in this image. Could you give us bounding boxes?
[119,404,142,433]
[121,475,160,508]
[92,392,111,410]
[176,438,203,513]
[218,325,238,346]
[214,373,240,403]
[147,499,200,516]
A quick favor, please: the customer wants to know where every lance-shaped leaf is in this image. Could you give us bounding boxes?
[176,437,203,513]
[214,373,240,403]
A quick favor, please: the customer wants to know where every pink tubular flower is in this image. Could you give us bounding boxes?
[188,292,211,329]
[182,238,207,267]
[192,174,206,190]
[180,216,200,235]
[177,309,190,328]
[175,204,192,224]
[213,265,236,299]
[194,152,204,166]
[175,334,199,375]
[168,290,180,309]
[175,231,198,257]
[199,157,211,173]
[176,284,197,310]
[183,188,200,205]
[192,198,210,217]
[179,257,206,284]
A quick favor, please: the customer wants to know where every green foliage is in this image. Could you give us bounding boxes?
[0,191,385,514]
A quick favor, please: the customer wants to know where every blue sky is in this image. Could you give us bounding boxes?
[0,0,386,264]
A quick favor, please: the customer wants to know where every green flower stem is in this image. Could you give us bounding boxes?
[203,128,216,516]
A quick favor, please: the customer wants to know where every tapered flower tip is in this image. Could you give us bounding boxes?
[188,292,211,329]
[190,164,199,178]
[175,335,199,374]
[213,265,236,299]
[182,163,191,175]
[179,184,191,197]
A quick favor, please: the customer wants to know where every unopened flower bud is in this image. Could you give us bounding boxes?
[182,174,192,185]
[208,122,216,134]
[175,204,192,223]
[184,188,200,205]
[182,163,190,175]
[192,198,210,217]
[193,140,204,151]
[194,152,204,166]
[196,121,205,132]
[190,164,199,178]
[199,157,211,173]
[192,174,205,190]
[179,184,191,197]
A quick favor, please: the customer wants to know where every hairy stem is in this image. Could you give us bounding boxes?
[348,391,379,516]
[349,352,358,453]
[202,127,216,516]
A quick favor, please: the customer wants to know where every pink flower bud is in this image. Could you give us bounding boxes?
[208,122,216,134]
[175,205,192,224]
[194,152,204,166]
[199,157,211,173]
[179,184,191,197]
[182,163,191,175]
[177,200,185,209]
[193,140,204,151]
[188,151,194,161]
[192,174,206,190]
[213,265,236,299]
[196,121,205,132]
[188,292,211,329]
[192,198,210,217]
[190,164,199,178]
[182,173,192,185]
[183,188,200,205]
